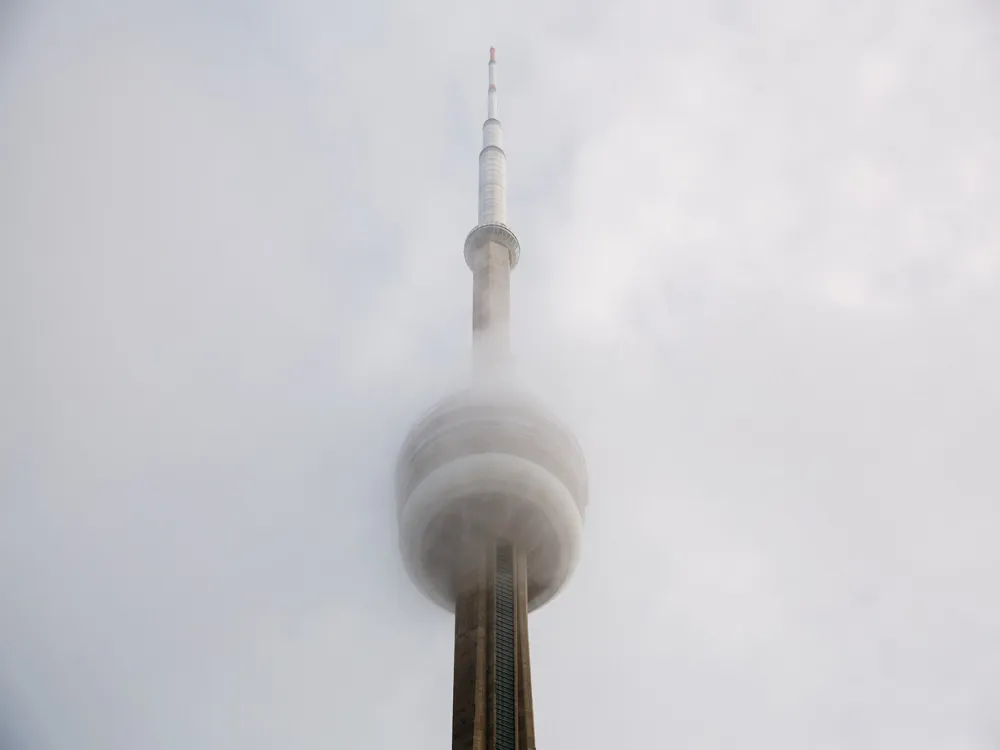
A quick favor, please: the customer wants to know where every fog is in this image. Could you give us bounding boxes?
[1,2,998,748]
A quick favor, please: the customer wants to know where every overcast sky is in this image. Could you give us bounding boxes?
[2,1,999,748]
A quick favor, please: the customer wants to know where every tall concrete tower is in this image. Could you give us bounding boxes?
[395,48,589,750]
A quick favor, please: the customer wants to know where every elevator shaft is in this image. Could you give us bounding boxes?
[452,541,535,750]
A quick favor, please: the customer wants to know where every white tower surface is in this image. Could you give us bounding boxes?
[395,48,588,612]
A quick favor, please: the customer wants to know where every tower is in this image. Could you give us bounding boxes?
[395,48,588,750]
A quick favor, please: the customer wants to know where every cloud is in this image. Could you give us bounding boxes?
[1,1,998,748]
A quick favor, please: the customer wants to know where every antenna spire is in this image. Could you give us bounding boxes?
[478,47,504,226]
[487,47,498,120]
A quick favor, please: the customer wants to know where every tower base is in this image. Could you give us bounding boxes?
[452,541,536,750]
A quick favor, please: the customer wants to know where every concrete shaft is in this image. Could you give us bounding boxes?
[452,541,536,750]
[470,237,511,375]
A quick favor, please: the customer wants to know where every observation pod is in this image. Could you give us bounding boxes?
[395,387,589,612]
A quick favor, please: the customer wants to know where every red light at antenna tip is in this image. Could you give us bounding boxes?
[490,47,496,61]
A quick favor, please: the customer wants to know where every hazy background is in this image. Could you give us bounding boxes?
[2,1,999,748]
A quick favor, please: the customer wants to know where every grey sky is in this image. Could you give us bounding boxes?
[1,1,998,748]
